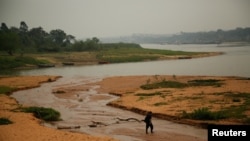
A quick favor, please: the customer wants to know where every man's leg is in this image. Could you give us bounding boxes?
[146,124,149,134]
[150,123,154,133]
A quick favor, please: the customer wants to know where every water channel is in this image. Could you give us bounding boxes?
[12,44,250,141]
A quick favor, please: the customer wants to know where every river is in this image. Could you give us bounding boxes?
[12,44,250,141]
[18,44,250,77]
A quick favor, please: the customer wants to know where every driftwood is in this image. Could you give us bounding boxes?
[115,117,143,122]
[57,125,80,129]
[88,124,97,127]
[88,121,108,128]
[88,117,142,128]
[57,117,143,129]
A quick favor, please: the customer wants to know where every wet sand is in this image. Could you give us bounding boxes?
[9,76,206,141]
[0,76,117,141]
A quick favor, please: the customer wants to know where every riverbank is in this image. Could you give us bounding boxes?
[0,75,117,141]
[0,47,223,71]
[96,75,250,128]
[31,51,223,67]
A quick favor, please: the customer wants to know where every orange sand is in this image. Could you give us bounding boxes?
[96,75,250,127]
[0,75,117,141]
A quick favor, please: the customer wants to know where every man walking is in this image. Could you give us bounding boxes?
[143,111,154,134]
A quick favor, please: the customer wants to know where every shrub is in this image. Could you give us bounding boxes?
[0,85,16,95]
[243,118,250,124]
[0,117,13,125]
[141,81,187,90]
[135,92,162,96]
[0,56,49,70]
[182,107,227,120]
[188,79,222,87]
[22,106,61,121]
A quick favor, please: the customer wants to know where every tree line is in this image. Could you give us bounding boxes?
[0,21,103,55]
[101,28,250,44]
[165,28,250,44]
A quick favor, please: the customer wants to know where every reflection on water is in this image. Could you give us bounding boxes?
[18,44,250,77]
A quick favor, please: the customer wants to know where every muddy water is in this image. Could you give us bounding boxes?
[12,76,207,141]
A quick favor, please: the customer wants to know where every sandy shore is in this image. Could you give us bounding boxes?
[96,75,250,127]
[0,75,117,141]
[1,74,250,141]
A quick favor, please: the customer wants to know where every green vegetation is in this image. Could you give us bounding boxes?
[188,79,222,87]
[0,85,16,94]
[0,21,101,55]
[96,44,199,63]
[182,107,227,120]
[114,27,250,44]
[165,28,250,44]
[135,91,170,101]
[182,92,250,122]
[222,92,250,119]
[135,92,162,97]
[137,96,146,101]
[0,117,13,125]
[1,21,210,71]
[141,80,188,90]
[0,56,49,70]
[141,79,223,90]
[244,118,250,124]
[21,106,61,121]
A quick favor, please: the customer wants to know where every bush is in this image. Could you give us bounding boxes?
[141,81,187,90]
[188,79,222,87]
[22,106,61,121]
[243,118,250,124]
[0,117,13,125]
[0,85,16,95]
[0,56,48,70]
[182,107,227,120]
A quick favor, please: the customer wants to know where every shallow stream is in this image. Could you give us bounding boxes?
[12,76,207,141]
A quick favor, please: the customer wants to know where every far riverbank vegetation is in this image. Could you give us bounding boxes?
[1,21,213,71]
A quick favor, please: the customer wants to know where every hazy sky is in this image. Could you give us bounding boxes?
[0,0,250,39]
